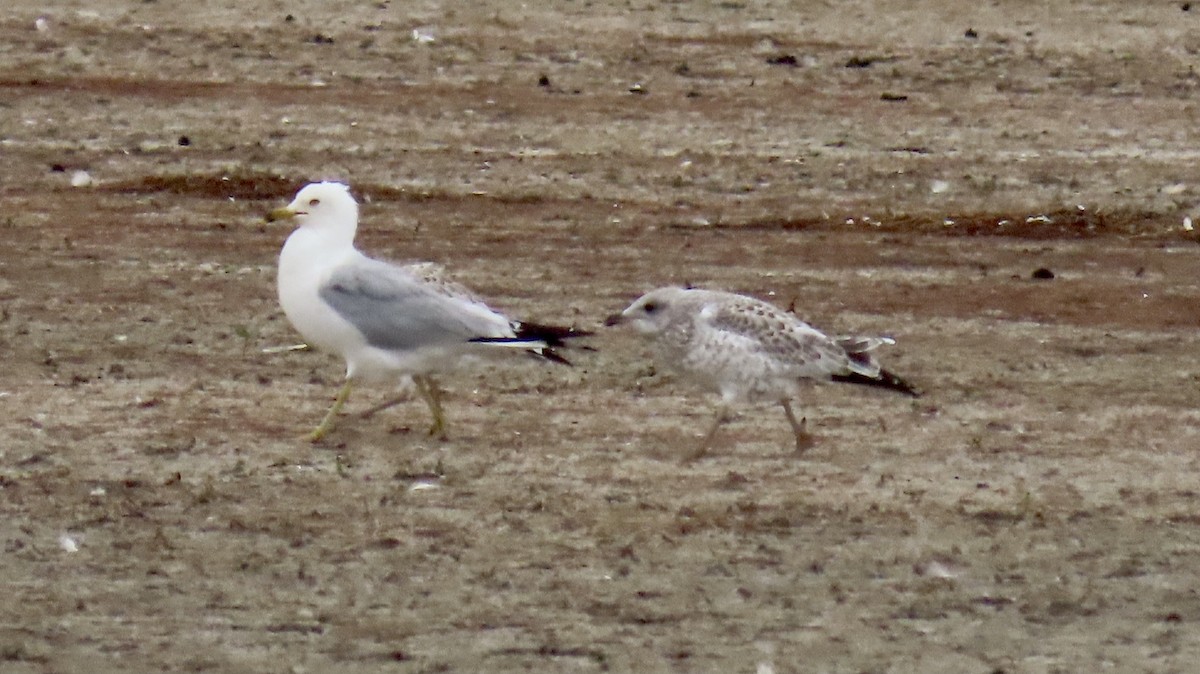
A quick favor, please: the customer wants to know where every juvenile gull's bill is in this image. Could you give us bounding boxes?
[606,286,918,457]
[268,181,589,441]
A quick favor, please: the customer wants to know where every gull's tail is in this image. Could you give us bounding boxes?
[470,321,594,365]
[830,335,921,397]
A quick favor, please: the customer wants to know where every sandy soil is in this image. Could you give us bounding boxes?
[3,1,1200,672]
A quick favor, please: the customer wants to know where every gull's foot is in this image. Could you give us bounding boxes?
[792,436,820,450]
[789,415,816,453]
[793,431,816,454]
[684,437,716,463]
[427,420,448,441]
[306,381,351,444]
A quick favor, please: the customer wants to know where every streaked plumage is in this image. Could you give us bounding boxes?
[606,286,918,456]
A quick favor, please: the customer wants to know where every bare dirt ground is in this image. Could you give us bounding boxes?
[3,1,1200,672]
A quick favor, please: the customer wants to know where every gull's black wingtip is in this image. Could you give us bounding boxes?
[468,320,594,366]
[831,368,921,397]
[520,321,593,366]
[512,321,594,347]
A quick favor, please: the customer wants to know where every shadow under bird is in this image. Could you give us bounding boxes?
[266,181,590,441]
[605,286,919,458]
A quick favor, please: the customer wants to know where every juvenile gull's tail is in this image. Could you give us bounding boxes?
[831,335,920,397]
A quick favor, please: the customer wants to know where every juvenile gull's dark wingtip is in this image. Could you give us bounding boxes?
[512,321,594,347]
[831,368,921,397]
[538,347,572,366]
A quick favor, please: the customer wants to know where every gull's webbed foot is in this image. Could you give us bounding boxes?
[414,375,449,441]
[307,381,352,443]
[781,399,816,454]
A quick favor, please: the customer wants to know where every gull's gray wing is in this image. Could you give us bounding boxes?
[319,257,513,352]
[398,261,487,305]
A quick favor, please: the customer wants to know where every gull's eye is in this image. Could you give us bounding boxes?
[642,301,658,314]
[308,198,321,207]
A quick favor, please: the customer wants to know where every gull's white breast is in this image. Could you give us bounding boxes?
[277,228,371,370]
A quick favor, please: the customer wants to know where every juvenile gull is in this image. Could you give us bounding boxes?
[605,287,918,457]
[268,181,588,441]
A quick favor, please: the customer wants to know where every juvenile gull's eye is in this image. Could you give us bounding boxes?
[643,302,658,314]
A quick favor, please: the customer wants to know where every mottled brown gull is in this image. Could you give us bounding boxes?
[606,287,918,457]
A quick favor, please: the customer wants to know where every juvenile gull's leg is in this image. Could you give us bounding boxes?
[781,399,815,453]
[691,403,734,461]
[309,380,352,442]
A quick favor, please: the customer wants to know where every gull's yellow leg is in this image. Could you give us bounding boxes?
[308,381,352,442]
[413,375,448,440]
[781,399,815,453]
[361,376,427,419]
[359,394,408,419]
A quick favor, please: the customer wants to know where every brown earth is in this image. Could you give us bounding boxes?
[3,1,1200,672]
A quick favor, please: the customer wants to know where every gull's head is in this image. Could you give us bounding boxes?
[267,182,359,234]
[604,287,686,334]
